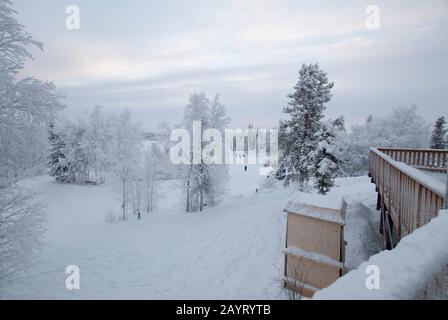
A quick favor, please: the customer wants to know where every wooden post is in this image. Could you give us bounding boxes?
[380,199,385,235]
[376,193,381,211]
[444,167,448,210]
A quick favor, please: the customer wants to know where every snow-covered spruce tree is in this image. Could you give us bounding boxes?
[279,63,334,190]
[430,116,447,149]
[0,0,63,286]
[181,92,230,212]
[63,122,90,184]
[47,123,69,182]
[309,121,342,195]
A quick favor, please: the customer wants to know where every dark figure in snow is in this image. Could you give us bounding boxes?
[244,165,247,172]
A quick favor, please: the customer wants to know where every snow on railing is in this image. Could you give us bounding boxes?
[370,148,445,197]
[369,148,446,236]
[377,147,448,172]
[313,210,448,300]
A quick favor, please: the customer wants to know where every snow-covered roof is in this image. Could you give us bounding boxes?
[283,192,346,225]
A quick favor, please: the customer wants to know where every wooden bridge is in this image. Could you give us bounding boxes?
[368,147,447,249]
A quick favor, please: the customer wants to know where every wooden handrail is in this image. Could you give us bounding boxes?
[369,148,446,237]
[377,147,448,170]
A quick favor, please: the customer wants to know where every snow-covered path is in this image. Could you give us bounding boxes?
[1,168,380,299]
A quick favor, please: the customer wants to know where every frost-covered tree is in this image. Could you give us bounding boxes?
[0,0,43,75]
[309,121,342,194]
[430,117,447,149]
[181,92,230,212]
[0,0,63,178]
[142,143,163,213]
[85,105,114,184]
[63,122,90,184]
[0,186,46,285]
[341,106,430,176]
[110,110,142,220]
[0,0,63,285]
[47,106,119,185]
[47,123,68,182]
[279,63,334,190]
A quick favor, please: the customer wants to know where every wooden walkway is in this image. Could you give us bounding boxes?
[368,147,447,249]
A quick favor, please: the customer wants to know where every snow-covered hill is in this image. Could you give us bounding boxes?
[1,167,381,299]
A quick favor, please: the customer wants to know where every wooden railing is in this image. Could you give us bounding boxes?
[377,147,448,172]
[369,148,446,246]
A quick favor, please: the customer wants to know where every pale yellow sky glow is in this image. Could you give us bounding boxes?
[13,0,448,129]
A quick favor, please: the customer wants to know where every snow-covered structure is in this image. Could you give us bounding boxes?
[283,192,347,298]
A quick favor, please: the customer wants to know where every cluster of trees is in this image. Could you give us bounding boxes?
[47,107,172,221]
[180,92,231,212]
[276,64,439,194]
[0,0,63,284]
[278,63,343,194]
[339,105,431,177]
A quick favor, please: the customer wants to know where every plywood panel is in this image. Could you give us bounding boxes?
[285,254,340,290]
[286,213,341,261]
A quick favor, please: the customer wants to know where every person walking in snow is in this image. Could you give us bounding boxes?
[244,165,247,172]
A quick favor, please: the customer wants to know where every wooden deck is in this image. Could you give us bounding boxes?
[368,147,447,249]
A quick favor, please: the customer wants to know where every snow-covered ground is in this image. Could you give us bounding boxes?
[1,167,381,299]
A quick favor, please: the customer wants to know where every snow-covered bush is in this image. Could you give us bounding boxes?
[104,210,117,224]
[258,175,279,190]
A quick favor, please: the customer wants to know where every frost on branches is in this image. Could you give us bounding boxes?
[0,0,63,286]
[341,106,431,176]
[181,92,230,212]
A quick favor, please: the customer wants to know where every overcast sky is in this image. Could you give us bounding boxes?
[14,0,448,131]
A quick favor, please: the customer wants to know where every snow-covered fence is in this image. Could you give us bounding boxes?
[369,148,446,240]
[313,210,448,300]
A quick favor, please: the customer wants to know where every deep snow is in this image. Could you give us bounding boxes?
[1,166,381,299]
[315,210,448,300]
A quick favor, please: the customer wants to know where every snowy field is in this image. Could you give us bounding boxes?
[1,166,381,299]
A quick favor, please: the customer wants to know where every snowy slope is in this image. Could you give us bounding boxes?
[1,170,380,299]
